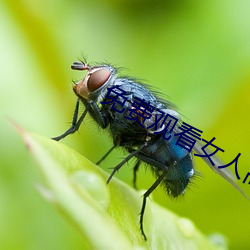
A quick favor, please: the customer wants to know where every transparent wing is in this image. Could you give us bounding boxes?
[193,141,248,199]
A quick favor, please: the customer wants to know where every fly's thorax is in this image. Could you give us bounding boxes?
[73,64,117,102]
[145,108,181,134]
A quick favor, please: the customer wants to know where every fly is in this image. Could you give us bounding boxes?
[52,60,245,240]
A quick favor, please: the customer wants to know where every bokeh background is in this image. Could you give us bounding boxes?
[1,0,250,249]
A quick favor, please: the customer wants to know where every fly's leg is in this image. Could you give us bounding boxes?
[52,99,88,141]
[133,160,141,189]
[96,145,116,165]
[52,98,108,141]
[89,100,107,129]
[99,148,141,188]
[140,172,166,240]
[107,143,147,184]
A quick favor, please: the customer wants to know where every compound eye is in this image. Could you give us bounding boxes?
[87,68,111,92]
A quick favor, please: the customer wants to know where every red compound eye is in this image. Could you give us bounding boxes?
[87,68,111,92]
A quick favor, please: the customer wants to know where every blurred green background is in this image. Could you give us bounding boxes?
[1,0,250,249]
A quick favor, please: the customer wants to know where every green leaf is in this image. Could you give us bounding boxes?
[19,128,227,250]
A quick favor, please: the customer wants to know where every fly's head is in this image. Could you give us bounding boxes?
[72,61,116,101]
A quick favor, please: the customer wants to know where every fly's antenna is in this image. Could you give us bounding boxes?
[71,61,89,71]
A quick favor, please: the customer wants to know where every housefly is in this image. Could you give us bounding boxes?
[52,60,245,240]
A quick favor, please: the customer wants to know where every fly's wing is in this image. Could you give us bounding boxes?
[193,141,248,199]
